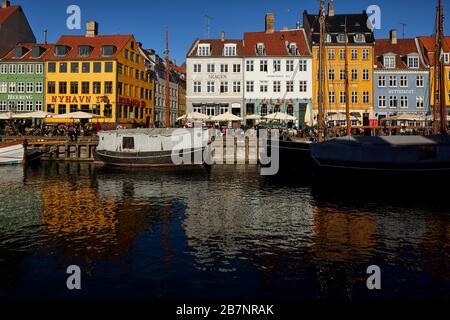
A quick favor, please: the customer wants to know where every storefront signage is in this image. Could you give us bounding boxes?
[208,74,227,80]
[50,95,110,104]
[388,89,414,94]
[7,94,33,100]
[118,96,145,107]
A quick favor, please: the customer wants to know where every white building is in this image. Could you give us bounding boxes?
[243,14,313,127]
[186,35,244,116]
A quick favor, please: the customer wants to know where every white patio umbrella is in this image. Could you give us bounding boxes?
[263,112,297,121]
[0,112,15,120]
[176,112,210,121]
[12,111,55,119]
[211,113,243,122]
[304,104,314,127]
[245,114,261,120]
[53,111,104,120]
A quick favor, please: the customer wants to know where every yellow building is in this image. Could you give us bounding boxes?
[303,4,375,125]
[44,22,153,127]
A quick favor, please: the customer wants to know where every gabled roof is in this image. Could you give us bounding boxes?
[187,39,244,58]
[243,29,311,57]
[44,35,133,60]
[417,36,450,65]
[374,38,427,70]
[0,5,19,24]
[0,43,54,61]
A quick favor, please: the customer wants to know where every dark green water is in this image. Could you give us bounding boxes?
[0,163,448,300]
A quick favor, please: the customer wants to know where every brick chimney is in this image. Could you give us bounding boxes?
[328,1,335,17]
[390,29,398,45]
[86,21,99,37]
[265,13,275,34]
[2,0,10,8]
[221,31,225,42]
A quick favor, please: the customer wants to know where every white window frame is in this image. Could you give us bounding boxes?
[378,75,386,87]
[197,45,211,56]
[378,96,386,108]
[17,82,25,93]
[223,44,237,57]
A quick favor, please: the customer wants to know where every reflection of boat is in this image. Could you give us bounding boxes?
[0,141,24,165]
[94,128,210,168]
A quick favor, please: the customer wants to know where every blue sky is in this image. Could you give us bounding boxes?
[16,0,450,64]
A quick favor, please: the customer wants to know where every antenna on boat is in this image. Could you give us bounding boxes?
[317,0,327,142]
[165,28,171,128]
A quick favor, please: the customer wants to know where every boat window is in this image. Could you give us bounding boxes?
[123,137,135,150]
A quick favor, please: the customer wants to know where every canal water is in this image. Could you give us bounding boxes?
[0,163,448,300]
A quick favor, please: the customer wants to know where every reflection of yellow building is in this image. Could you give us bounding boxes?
[44,22,153,127]
[303,6,375,120]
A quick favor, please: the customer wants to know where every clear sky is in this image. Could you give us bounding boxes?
[15,0,450,64]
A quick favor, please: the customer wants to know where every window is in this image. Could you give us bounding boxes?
[328,49,335,60]
[26,64,34,74]
[351,49,358,60]
[260,82,268,93]
[408,56,419,68]
[0,82,6,93]
[363,69,370,80]
[55,46,68,56]
[378,76,386,87]
[59,63,68,73]
[299,81,307,92]
[339,49,346,60]
[194,64,202,73]
[70,104,78,113]
[246,60,254,72]
[233,81,241,93]
[246,81,254,92]
[362,49,370,60]
[354,34,365,43]
[59,82,67,94]
[417,75,424,87]
[329,92,335,104]
[390,96,398,108]
[224,44,237,56]
[48,63,56,73]
[193,81,201,93]
[256,43,265,56]
[363,91,370,104]
[26,101,33,111]
[9,82,16,93]
[400,96,408,108]
[351,69,358,81]
[384,56,396,68]
[340,69,346,81]
[340,91,346,104]
[18,64,25,74]
[93,82,101,94]
[286,81,294,92]
[328,69,335,80]
[273,60,281,72]
[8,101,15,111]
[82,62,90,73]
[220,81,228,93]
[351,92,358,104]
[299,60,307,71]
[17,82,25,93]
[273,81,281,92]
[82,82,89,94]
[35,82,43,93]
[26,82,34,93]
[0,101,6,111]
[36,64,43,74]
[400,76,408,87]
[78,46,90,57]
[286,60,294,72]
[17,101,24,111]
[325,34,332,43]
[0,64,7,74]
[378,96,386,108]
[102,45,115,56]
[35,101,42,111]
[47,104,55,113]
[233,64,241,73]
[105,81,113,94]
[124,49,129,59]
[220,64,228,73]
[337,34,346,43]
[105,62,113,72]
[70,82,78,94]
[416,96,424,108]
[9,64,16,74]
[47,82,56,94]
[207,81,215,93]
[260,60,268,72]
[389,76,397,87]
[198,44,211,56]
[93,62,102,73]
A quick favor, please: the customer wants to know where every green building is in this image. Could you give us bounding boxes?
[0,44,51,113]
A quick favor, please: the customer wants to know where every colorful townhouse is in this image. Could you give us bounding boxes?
[243,14,313,126]
[45,22,153,127]
[172,63,187,117]
[417,36,450,114]
[0,43,52,113]
[303,2,375,126]
[374,30,430,121]
[0,0,35,59]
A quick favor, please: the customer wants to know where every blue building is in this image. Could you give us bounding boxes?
[374,30,430,121]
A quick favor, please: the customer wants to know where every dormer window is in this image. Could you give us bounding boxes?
[407,56,419,69]
[78,46,91,57]
[325,34,332,43]
[354,34,366,43]
[14,46,28,58]
[384,55,396,69]
[32,46,45,58]
[223,44,237,56]
[288,43,298,56]
[256,43,266,56]
[102,45,116,57]
[337,34,346,43]
[55,45,69,57]
[198,44,211,56]
[444,53,450,64]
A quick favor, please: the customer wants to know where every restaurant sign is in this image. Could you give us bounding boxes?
[118,96,145,107]
[7,94,33,100]
[50,95,111,104]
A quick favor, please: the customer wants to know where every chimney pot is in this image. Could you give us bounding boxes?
[221,31,225,41]
[2,0,10,8]
[390,29,398,44]
[265,13,275,34]
[328,1,335,17]
[86,21,99,37]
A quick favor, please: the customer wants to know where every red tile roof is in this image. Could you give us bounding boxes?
[172,64,186,75]
[417,36,450,65]
[0,5,19,24]
[243,29,311,57]
[44,35,133,60]
[374,38,427,70]
[0,43,54,61]
[187,39,244,58]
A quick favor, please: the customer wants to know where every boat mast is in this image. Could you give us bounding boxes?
[165,29,171,128]
[318,0,327,142]
[437,0,447,134]
[344,17,351,136]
